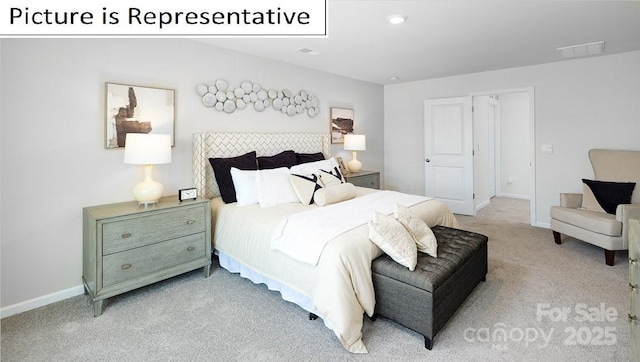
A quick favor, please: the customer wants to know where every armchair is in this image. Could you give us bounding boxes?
[550,149,640,266]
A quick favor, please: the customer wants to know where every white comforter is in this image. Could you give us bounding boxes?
[210,187,459,353]
[271,191,432,265]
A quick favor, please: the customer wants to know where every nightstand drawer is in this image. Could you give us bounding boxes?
[102,206,205,255]
[102,233,206,287]
[348,174,380,189]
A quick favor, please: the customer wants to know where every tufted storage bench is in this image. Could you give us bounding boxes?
[371,225,488,349]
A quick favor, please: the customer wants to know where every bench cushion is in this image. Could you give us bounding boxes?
[371,226,488,293]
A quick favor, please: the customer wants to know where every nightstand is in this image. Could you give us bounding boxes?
[344,170,380,189]
[82,196,212,316]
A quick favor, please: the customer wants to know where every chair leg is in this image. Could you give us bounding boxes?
[604,250,615,266]
[552,231,562,244]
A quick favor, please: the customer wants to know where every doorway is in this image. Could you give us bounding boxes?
[424,87,535,225]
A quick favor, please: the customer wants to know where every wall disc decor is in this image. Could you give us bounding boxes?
[197,79,320,117]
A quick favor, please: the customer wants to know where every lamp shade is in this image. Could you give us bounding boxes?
[343,134,366,151]
[124,133,172,165]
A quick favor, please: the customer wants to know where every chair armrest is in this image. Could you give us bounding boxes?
[618,204,640,248]
[560,193,583,208]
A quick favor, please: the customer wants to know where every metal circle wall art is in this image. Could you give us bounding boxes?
[197,79,320,117]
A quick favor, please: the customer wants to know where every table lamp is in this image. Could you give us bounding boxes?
[124,133,172,205]
[343,134,366,172]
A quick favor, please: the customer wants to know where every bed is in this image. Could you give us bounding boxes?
[192,132,459,353]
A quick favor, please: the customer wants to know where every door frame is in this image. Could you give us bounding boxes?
[470,87,536,226]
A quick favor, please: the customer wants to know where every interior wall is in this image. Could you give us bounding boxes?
[498,91,531,198]
[0,38,384,311]
[384,50,640,227]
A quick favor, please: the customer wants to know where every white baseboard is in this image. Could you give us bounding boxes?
[1,284,85,319]
[535,222,551,229]
[497,193,531,200]
[475,199,490,212]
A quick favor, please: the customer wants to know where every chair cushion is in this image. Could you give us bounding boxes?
[550,206,621,236]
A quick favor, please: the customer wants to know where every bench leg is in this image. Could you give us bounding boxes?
[424,336,433,350]
[604,250,615,266]
[553,231,562,244]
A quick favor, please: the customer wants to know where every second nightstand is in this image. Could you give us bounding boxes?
[344,170,380,189]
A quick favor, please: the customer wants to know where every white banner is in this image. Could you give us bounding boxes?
[1,0,327,37]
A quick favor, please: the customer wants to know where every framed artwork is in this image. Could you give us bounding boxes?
[330,107,354,144]
[105,82,175,148]
[336,156,349,175]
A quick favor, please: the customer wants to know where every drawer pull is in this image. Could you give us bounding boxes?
[121,233,132,239]
[631,258,639,266]
[186,220,196,225]
[121,263,132,270]
[187,246,195,251]
[631,283,639,292]
[630,314,638,323]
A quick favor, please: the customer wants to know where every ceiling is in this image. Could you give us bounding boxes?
[194,1,640,85]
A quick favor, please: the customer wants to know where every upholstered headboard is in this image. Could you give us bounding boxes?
[192,132,331,199]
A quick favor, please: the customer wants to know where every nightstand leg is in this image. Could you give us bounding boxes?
[203,264,211,278]
[93,300,104,317]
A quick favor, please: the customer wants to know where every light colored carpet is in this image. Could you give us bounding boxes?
[1,198,630,361]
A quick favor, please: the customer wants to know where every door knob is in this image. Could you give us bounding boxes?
[425,158,431,163]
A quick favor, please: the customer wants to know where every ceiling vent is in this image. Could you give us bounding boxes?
[557,41,605,59]
[296,47,320,56]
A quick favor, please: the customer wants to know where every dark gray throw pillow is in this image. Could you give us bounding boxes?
[209,151,258,203]
[582,178,636,214]
[295,152,325,165]
[257,150,297,170]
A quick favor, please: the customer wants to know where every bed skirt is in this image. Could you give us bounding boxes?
[216,250,317,316]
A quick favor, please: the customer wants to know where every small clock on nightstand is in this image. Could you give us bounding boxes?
[178,188,198,202]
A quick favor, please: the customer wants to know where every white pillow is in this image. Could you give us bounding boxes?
[230,167,259,206]
[394,204,438,258]
[256,167,300,207]
[318,169,343,187]
[289,173,322,205]
[290,157,339,176]
[368,211,417,271]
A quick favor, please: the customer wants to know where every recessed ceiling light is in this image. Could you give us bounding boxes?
[390,76,399,81]
[556,41,605,59]
[387,15,407,25]
[296,47,320,56]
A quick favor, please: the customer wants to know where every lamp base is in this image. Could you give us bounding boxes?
[133,165,164,206]
[347,152,362,172]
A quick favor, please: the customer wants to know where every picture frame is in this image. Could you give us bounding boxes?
[330,107,354,144]
[105,82,175,149]
[336,156,349,175]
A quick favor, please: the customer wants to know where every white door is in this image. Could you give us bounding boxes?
[424,97,474,215]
